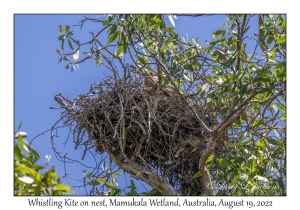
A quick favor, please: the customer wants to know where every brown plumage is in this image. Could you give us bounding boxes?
[144,74,175,97]
[144,74,159,87]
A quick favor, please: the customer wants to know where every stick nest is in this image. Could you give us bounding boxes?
[56,74,223,195]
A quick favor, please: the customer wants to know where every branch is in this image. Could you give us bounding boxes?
[106,149,179,195]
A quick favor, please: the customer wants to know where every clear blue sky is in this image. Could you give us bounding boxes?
[14,14,259,195]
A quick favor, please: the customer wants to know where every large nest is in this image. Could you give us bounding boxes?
[55,73,224,195]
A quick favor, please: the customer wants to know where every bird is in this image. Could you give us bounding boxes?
[144,72,175,97]
[144,72,159,88]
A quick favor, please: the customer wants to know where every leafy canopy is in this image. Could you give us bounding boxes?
[53,14,286,195]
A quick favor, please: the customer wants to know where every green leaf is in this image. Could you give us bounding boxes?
[67,31,74,36]
[238,132,247,144]
[102,15,114,26]
[102,20,109,26]
[130,180,136,191]
[18,135,24,150]
[218,158,229,169]
[107,31,119,45]
[58,57,62,63]
[86,172,93,178]
[123,42,128,54]
[210,39,223,46]
[229,176,239,187]
[250,158,256,173]
[267,139,278,146]
[65,25,70,33]
[35,165,45,171]
[88,180,101,186]
[206,164,212,170]
[276,102,285,112]
[147,17,161,25]
[33,170,41,182]
[192,171,202,178]
[54,48,60,54]
[61,39,64,52]
[257,139,265,148]
[239,84,249,95]
[67,39,74,50]
[15,164,32,174]
[281,113,286,121]
[276,34,286,44]
[212,29,226,36]
[89,47,95,56]
[65,64,69,69]
[116,45,123,57]
[147,41,154,48]
[254,75,271,84]
[58,35,65,40]
[120,32,128,54]
[108,25,118,36]
[266,36,275,46]
[55,184,70,191]
[58,25,63,34]
[220,108,228,117]
[252,119,263,128]
[96,178,105,183]
[159,50,165,61]
[45,167,56,178]
[95,59,101,66]
[14,145,23,162]
[224,57,236,66]
[106,183,116,189]
[136,55,146,64]
[29,147,40,161]
[233,70,244,81]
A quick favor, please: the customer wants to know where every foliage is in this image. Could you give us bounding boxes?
[14,122,74,196]
[78,156,162,195]
[54,14,286,195]
[13,122,160,196]
[93,179,162,196]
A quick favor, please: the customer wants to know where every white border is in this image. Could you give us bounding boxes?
[2,0,297,209]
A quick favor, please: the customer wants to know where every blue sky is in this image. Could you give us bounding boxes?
[14,14,262,195]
